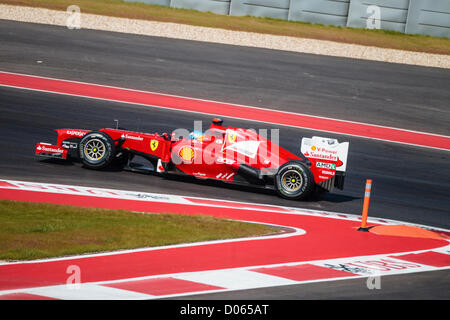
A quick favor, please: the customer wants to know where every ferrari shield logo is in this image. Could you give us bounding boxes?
[150,140,159,151]
[227,132,237,144]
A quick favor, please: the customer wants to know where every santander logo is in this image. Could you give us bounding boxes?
[37,145,65,153]
[121,134,144,141]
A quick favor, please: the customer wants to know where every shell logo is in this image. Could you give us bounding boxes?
[179,146,195,162]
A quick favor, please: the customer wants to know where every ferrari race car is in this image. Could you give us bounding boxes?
[35,118,349,200]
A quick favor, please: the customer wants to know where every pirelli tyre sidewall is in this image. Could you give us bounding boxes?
[275,161,314,200]
[79,131,115,169]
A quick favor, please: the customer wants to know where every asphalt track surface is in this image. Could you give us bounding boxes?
[0,19,449,299]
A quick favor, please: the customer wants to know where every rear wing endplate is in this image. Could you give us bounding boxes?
[301,136,349,172]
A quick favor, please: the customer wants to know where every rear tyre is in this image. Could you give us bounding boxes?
[79,131,115,169]
[275,161,315,200]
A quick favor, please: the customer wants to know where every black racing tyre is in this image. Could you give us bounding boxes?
[79,131,116,169]
[275,161,315,200]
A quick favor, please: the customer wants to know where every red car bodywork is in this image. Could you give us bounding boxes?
[36,119,349,196]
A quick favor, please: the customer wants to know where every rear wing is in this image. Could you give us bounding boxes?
[301,136,349,191]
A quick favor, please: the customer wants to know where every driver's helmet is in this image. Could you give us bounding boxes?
[189,130,204,141]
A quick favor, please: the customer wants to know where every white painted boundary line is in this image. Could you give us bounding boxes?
[2,70,448,141]
[1,247,448,300]
[0,178,448,299]
[0,178,448,266]
[24,284,153,300]
[0,179,306,266]
[2,70,449,152]
[2,178,449,232]
[0,219,305,267]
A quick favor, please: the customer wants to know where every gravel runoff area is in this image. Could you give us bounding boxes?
[0,4,449,69]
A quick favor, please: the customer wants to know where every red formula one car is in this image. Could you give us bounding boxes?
[36,118,349,200]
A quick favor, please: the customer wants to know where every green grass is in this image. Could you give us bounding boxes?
[0,200,279,261]
[2,0,450,55]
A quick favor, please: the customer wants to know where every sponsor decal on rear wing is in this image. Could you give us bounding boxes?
[301,136,349,172]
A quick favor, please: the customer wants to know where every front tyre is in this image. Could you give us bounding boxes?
[275,161,315,200]
[79,131,115,169]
